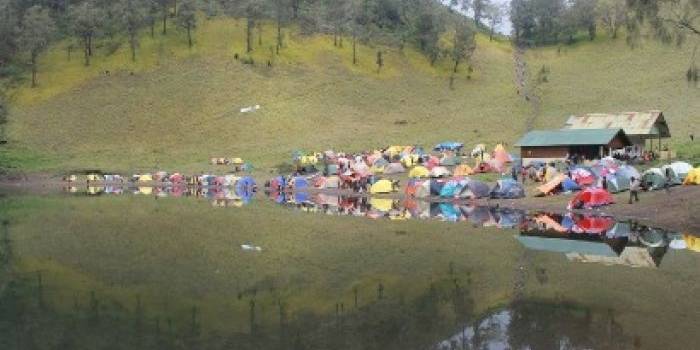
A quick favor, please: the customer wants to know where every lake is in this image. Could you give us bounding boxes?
[1,188,699,349]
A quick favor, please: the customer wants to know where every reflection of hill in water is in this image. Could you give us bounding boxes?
[1,195,700,349]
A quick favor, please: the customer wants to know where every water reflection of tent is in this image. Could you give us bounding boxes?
[458,180,490,199]
[572,216,615,235]
[490,179,525,199]
[370,198,394,212]
[438,203,461,221]
[494,208,525,228]
[409,166,430,178]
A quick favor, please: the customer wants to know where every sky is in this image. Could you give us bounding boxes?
[440,0,513,35]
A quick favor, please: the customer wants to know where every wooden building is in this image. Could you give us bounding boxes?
[515,128,631,165]
[563,111,671,156]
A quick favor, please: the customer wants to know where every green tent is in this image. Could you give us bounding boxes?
[642,168,666,190]
[606,174,630,193]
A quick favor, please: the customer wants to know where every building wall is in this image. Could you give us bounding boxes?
[520,146,569,159]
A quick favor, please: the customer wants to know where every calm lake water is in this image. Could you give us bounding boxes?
[1,188,699,349]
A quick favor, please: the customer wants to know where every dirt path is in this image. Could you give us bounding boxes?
[513,45,541,131]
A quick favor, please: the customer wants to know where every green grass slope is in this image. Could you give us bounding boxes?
[2,16,699,173]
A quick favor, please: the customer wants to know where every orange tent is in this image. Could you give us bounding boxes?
[537,174,565,195]
[493,144,513,164]
[453,164,474,176]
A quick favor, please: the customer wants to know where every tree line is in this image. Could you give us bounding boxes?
[0,0,487,89]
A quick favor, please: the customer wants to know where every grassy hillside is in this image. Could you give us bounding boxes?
[1,16,698,173]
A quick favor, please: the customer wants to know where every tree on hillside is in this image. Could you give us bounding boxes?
[510,0,533,42]
[116,0,146,62]
[177,0,197,48]
[414,4,442,65]
[376,50,383,73]
[484,2,504,41]
[71,1,104,66]
[326,0,350,48]
[626,0,699,45]
[0,92,7,141]
[18,6,56,87]
[451,21,476,73]
[596,0,626,39]
[270,0,290,53]
[245,2,262,53]
[156,0,170,34]
[0,0,18,67]
[570,0,597,41]
[146,0,160,37]
[472,0,488,26]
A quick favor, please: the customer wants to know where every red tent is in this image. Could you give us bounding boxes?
[572,215,615,235]
[567,188,614,210]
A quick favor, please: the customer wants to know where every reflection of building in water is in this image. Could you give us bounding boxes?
[518,213,682,268]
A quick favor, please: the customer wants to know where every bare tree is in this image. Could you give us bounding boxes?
[116,0,146,62]
[71,0,104,66]
[177,0,197,48]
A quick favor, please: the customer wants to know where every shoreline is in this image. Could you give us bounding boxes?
[2,174,699,234]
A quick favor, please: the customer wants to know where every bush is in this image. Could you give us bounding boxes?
[241,56,255,65]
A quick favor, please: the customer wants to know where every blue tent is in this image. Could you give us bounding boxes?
[490,179,525,199]
[433,142,464,152]
[561,178,581,192]
[430,180,445,196]
[439,180,465,198]
[294,191,309,203]
[293,176,308,190]
[561,214,575,231]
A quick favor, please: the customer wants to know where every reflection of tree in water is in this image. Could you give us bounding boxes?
[507,301,636,350]
[0,269,475,350]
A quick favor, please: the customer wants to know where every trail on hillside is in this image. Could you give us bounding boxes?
[514,46,541,131]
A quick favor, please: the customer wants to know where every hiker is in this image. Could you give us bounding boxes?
[664,167,673,192]
[520,166,528,184]
[511,166,518,181]
[601,176,608,190]
[629,177,640,204]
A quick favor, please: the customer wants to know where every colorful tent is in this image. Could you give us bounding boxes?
[642,168,667,190]
[492,144,513,164]
[409,166,430,178]
[567,188,614,210]
[668,161,693,179]
[429,166,452,178]
[457,180,490,199]
[683,168,700,185]
[490,179,525,199]
[370,179,394,194]
[572,215,615,235]
[616,165,641,181]
[453,164,474,176]
[605,174,630,193]
[561,177,581,192]
[440,179,468,198]
[384,163,406,174]
[570,168,596,186]
[537,174,565,195]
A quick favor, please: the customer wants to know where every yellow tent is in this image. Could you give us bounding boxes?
[370,198,394,212]
[409,166,430,178]
[401,154,420,167]
[544,166,559,182]
[683,168,700,185]
[370,164,385,175]
[87,186,102,195]
[87,174,102,182]
[138,187,153,195]
[370,179,394,194]
[138,174,153,182]
[300,155,318,165]
[684,234,700,252]
[453,164,474,176]
[387,146,407,157]
[231,157,244,164]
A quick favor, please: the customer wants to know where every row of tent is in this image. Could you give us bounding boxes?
[73,172,257,190]
[66,184,257,204]
[405,178,525,200]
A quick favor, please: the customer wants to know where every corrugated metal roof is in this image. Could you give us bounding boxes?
[563,111,671,137]
[515,129,626,147]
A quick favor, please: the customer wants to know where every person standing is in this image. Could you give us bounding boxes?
[664,167,673,193]
[629,177,640,204]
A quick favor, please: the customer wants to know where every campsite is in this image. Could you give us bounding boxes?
[1,0,700,349]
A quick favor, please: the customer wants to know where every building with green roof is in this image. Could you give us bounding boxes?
[515,129,631,165]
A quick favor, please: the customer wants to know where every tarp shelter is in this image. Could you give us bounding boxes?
[429,166,452,178]
[409,166,430,178]
[453,164,474,176]
[434,142,464,152]
[490,179,525,199]
[642,168,667,190]
[458,181,490,199]
[384,163,406,174]
[537,174,566,195]
[370,179,394,194]
[439,155,460,166]
[684,168,700,185]
[605,174,630,193]
[568,188,614,210]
